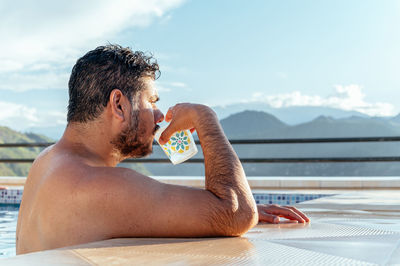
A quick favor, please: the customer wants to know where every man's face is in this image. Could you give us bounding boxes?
[112,78,163,158]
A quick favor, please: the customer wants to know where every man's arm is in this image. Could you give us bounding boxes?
[159,103,258,235]
[159,104,309,227]
[74,104,257,238]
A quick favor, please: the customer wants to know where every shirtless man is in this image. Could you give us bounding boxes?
[16,45,309,254]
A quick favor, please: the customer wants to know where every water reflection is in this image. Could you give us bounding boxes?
[0,205,19,257]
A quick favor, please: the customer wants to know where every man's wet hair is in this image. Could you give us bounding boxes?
[67,44,160,123]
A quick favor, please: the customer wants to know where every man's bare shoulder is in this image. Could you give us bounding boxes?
[34,143,136,179]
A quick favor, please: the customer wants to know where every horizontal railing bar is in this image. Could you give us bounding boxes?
[125,157,400,163]
[4,157,400,164]
[0,159,36,163]
[0,143,54,148]
[2,136,400,148]
[227,136,400,144]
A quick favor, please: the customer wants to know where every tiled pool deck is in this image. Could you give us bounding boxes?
[0,188,22,204]
[1,177,400,265]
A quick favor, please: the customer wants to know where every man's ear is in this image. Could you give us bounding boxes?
[109,89,127,122]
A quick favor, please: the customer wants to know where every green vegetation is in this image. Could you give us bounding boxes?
[0,126,51,176]
[0,126,152,176]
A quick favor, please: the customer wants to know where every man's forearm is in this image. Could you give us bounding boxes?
[194,107,258,234]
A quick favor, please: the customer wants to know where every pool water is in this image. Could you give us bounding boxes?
[0,205,18,258]
[253,193,330,205]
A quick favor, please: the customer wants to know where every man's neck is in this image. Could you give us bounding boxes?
[59,121,121,167]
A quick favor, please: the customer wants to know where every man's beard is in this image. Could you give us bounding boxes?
[111,110,158,159]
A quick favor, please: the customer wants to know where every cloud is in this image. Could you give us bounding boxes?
[156,85,172,92]
[0,72,69,91]
[0,101,66,132]
[0,0,185,91]
[0,102,38,125]
[170,82,187,88]
[249,85,395,117]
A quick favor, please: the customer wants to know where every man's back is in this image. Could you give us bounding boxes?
[16,144,104,254]
[17,144,59,254]
[17,140,131,254]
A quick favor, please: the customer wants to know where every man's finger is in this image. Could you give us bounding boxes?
[270,206,306,223]
[284,206,310,222]
[258,211,280,224]
[280,209,306,223]
[164,108,174,123]
[159,123,178,145]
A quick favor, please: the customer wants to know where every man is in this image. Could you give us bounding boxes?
[16,45,309,255]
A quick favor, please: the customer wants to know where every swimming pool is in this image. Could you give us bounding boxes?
[0,205,18,258]
[0,193,331,258]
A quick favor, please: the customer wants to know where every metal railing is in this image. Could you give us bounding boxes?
[2,136,400,164]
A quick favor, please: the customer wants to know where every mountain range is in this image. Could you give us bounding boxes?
[146,110,400,176]
[21,104,397,139]
[0,126,51,176]
[212,102,371,124]
[2,109,400,176]
[0,127,150,177]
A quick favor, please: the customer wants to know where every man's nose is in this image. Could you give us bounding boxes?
[155,109,164,123]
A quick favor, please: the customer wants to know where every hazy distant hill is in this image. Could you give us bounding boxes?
[220,112,400,139]
[219,110,288,139]
[212,102,369,124]
[286,115,400,138]
[390,113,400,124]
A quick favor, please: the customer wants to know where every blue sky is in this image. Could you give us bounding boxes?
[1,0,400,136]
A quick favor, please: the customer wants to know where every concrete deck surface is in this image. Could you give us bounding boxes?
[2,190,399,265]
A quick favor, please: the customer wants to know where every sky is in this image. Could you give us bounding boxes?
[1,0,400,136]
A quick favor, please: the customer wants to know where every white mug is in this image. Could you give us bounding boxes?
[154,125,198,165]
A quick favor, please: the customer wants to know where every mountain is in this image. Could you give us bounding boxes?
[220,110,288,138]
[0,126,51,143]
[212,102,369,125]
[217,112,400,141]
[390,113,400,124]
[0,126,52,176]
[146,110,400,176]
[285,115,400,138]
[0,126,151,176]
[218,112,400,139]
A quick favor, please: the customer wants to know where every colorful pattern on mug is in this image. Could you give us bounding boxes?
[170,131,190,153]
[161,130,191,158]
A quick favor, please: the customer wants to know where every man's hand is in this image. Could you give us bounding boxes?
[159,103,208,145]
[257,204,310,224]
